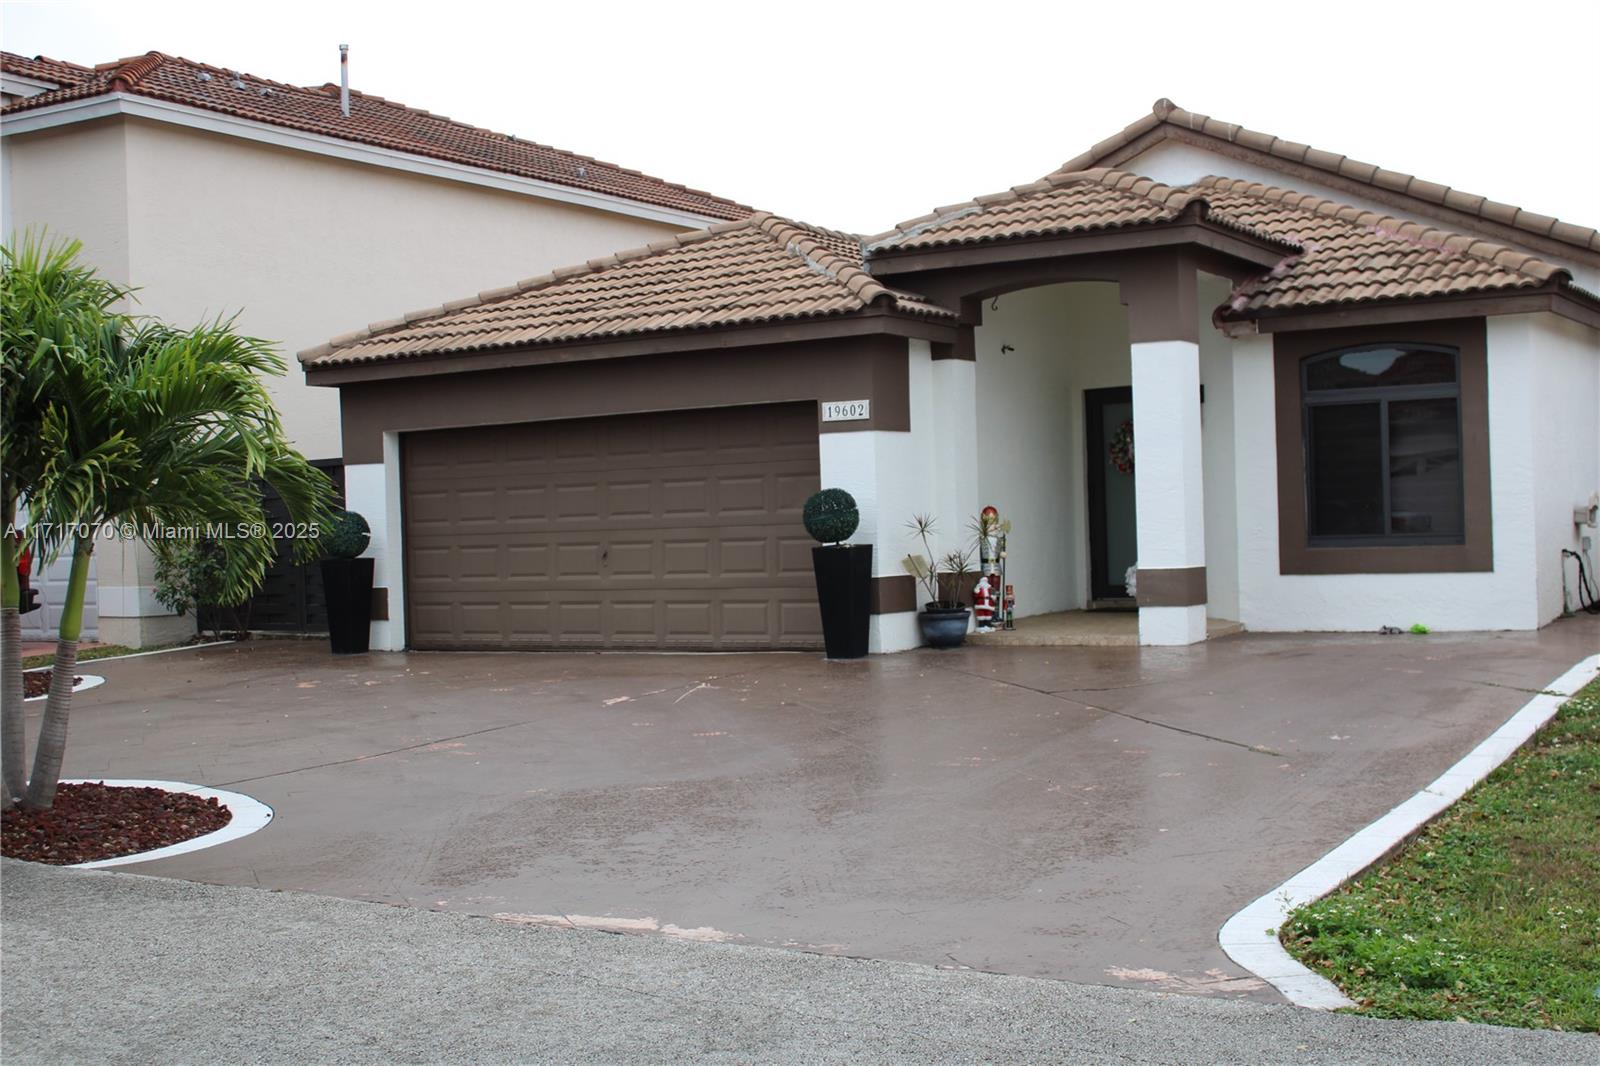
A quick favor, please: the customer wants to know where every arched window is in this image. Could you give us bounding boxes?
[1302,344,1464,544]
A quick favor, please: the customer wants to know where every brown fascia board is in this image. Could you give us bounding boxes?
[866,218,1293,280]
[303,306,959,387]
[1228,281,1600,335]
[1097,124,1600,270]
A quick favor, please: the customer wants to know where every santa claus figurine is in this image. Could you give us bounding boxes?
[973,577,995,631]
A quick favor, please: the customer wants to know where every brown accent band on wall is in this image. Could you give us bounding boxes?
[371,586,389,621]
[338,335,913,464]
[1274,317,1492,575]
[1135,567,1207,607]
[871,575,918,615]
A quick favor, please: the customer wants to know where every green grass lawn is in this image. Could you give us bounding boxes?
[1282,675,1600,1031]
[22,644,143,669]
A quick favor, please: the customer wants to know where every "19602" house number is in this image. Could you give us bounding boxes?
[820,399,870,422]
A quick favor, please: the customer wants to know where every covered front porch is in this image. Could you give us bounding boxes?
[958,276,1243,646]
[859,173,1292,648]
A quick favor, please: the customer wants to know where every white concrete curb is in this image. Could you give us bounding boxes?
[1219,653,1600,1009]
[23,674,105,702]
[63,779,274,870]
[64,640,235,665]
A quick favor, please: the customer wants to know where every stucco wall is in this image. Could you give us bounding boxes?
[3,119,132,287]
[1512,313,1600,622]
[115,118,689,460]
[973,282,1130,615]
[819,339,944,653]
[1231,311,1599,631]
[5,116,692,462]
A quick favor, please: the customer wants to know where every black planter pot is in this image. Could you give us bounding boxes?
[917,606,971,649]
[811,544,872,659]
[321,557,375,654]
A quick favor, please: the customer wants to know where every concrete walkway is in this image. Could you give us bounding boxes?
[2,860,1589,1064]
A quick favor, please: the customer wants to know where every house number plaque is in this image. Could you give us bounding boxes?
[821,399,870,422]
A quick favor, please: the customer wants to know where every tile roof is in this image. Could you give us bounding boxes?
[860,162,1587,320]
[0,50,751,221]
[0,52,92,87]
[1193,176,1579,320]
[1058,98,1600,260]
[864,168,1228,252]
[300,214,953,367]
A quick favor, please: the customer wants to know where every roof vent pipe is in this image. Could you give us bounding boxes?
[339,44,349,117]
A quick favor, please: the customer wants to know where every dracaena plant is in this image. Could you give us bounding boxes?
[901,514,975,610]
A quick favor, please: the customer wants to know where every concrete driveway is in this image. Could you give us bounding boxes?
[42,616,1598,1001]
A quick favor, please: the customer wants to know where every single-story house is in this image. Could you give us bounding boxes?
[1,47,749,643]
[306,101,1593,651]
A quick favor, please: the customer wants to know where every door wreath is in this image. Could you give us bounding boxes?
[1109,419,1134,474]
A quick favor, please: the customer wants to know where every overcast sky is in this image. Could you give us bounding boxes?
[5,0,1598,236]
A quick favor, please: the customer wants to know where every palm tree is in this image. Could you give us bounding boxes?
[1,236,129,810]
[2,235,336,809]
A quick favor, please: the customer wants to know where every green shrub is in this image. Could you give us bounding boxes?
[803,489,859,545]
[321,510,370,559]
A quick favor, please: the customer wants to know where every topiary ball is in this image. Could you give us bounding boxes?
[321,509,371,560]
[803,488,859,545]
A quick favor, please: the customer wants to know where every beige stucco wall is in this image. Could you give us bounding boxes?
[117,117,689,460]
[2,118,132,287]
[5,115,691,461]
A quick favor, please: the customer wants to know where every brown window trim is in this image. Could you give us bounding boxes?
[1274,318,1492,575]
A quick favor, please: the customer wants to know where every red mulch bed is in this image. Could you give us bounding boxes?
[23,668,81,699]
[2,782,231,865]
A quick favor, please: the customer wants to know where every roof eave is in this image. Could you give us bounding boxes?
[1219,280,1600,334]
[302,305,960,387]
[866,216,1295,279]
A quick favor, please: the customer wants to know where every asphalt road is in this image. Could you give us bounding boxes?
[3,860,1592,1064]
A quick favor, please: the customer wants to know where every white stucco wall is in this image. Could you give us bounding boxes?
[343,435,407,652]
[973,282,1130,616]
[1508,313,1600,622]
[1231,311,1599,632]
[819,339,945,653]
[1123,140,1600,295]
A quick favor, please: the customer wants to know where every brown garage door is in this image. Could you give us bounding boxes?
[403,403,822,650]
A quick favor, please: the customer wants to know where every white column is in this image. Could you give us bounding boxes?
[817,339,960,653]
[343,431,407,651]
[1132,339,1207,645]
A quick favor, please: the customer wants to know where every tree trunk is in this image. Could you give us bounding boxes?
[1,607,21,811]
[22,537,92,810]
[1,497,23,809]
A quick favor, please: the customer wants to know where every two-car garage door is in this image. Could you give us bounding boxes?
[403,403,822,650]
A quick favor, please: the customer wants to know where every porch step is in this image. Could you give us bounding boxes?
[967,611,1244,647]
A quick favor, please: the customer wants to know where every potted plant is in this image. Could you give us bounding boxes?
[902,515,974,648]
[804,488,871,659]
[320,510,373,654]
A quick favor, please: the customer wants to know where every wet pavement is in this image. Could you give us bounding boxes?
[40,617,1599,1002]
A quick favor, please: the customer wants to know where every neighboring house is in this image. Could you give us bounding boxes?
[0,48,749,645]
[301,99,1600,653]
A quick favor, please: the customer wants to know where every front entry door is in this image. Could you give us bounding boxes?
[1086,387,1137,602]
